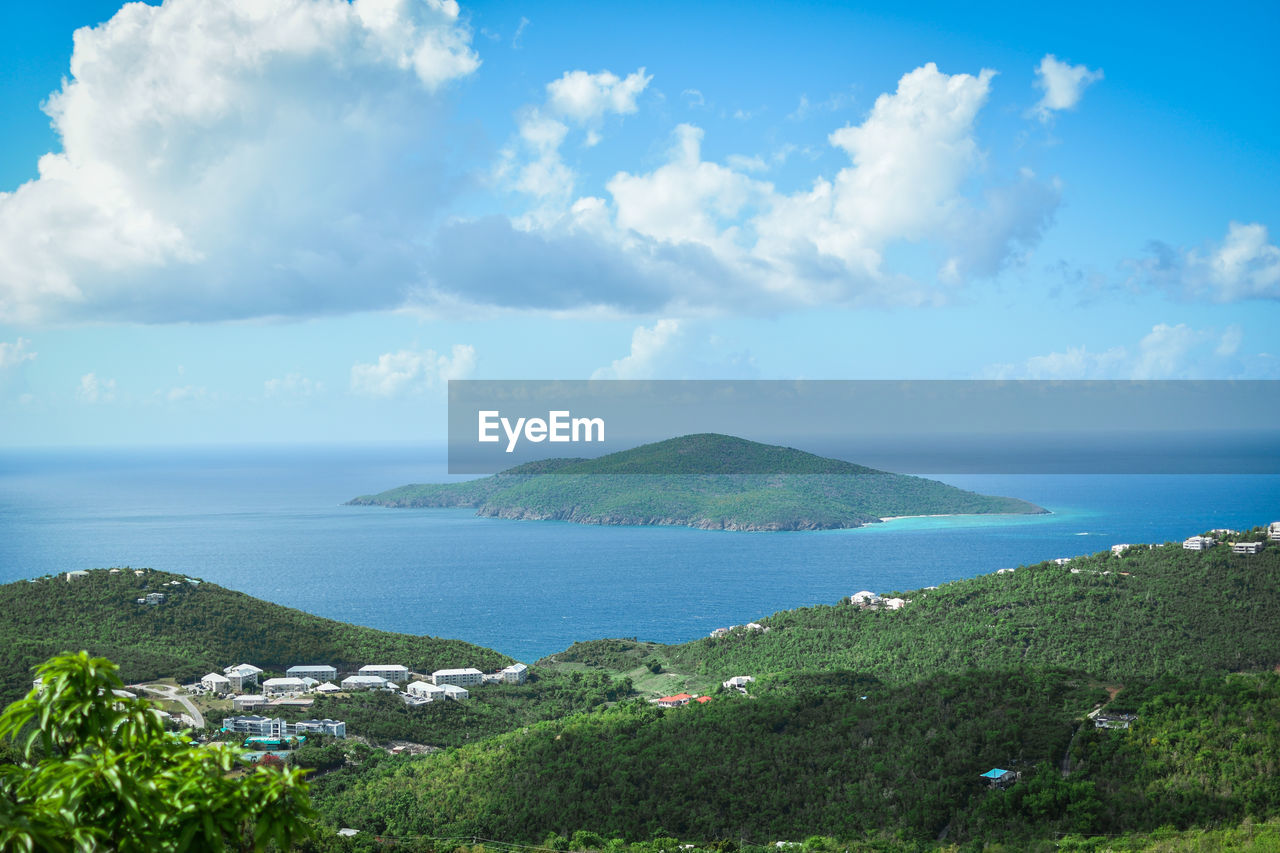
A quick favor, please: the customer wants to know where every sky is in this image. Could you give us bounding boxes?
[0,0,1277,446]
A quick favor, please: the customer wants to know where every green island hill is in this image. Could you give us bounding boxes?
[347,433,1046,530]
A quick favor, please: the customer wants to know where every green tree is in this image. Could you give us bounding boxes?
[0,651,315,852]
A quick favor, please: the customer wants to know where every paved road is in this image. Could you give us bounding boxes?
[139,684,205,728]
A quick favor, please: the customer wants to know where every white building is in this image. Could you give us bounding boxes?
[1269,522,1280,542]
[1052,558,1072,565]
[222,715,287,737]
[431,668,484,687]
[66,571,89,582]
[201,672,231,693]
[1183,536,1216,551]
[439,684,469,701]
[136,592,165,605]
[233,695,267,711]
[850,591,880,607]
[881,597,907,610]
[287,665,338,682]
[407,681,446,700]
[292,718,346,738]
[358,665,409,682]
[315,682,341,693]
[340,674,388,691]
[501,663,529,684]
[1233,541,1265,555]
[262,677,307,697]
[1111,544,1135,557]
[709,627,729,638]
[723,676,755,691]
[224,664,261,693]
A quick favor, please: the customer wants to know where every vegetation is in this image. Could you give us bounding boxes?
[347,433,1044,530]
[310,669,1280,846]
[293,670,633,748]
[0,569,511,705]
[636,536,1279,686]
[0,651,314,851]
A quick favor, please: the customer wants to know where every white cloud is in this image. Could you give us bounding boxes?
[1031,54,1102,122]
[546,68,651,124]
[439,62,1060,315]
[1133,222,1280,302]
[501,67,652,210]
[350,344,476,396]
[592,319,684,379]
[264,373,325,398]
[592,319,757,379]
[0,0,479,324]
[984,324,1261,379]
[77,372,116,403]
[0,338,36,369]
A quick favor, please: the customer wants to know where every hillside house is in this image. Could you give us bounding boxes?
[224,664,261,692]
[658,693,694,708]
[709,627,729,638]
[222,715,287,738]
[136,592,165,605]
[262,677,307,697]
[315,682,341,693]
[439,684,470,700]
[291,718,346,738]
[850,591,880,607]
[407,681,446,700]
[501,663,529,684]
[1233,541,1265,555]
[66,571,89,582]
[723,675,755,691]
[201,672,231,693]
[1269,522,1280,541]
[233,695,267,711]
[359,664,409,682]
[980,768,1017,787]
[287,665,337,681]
[1183,536,1216,551]
[340,674,388,691]
[1111,544,1135,557]
[431,667,484,687]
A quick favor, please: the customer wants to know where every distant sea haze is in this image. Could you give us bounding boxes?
[1,445,1277,661]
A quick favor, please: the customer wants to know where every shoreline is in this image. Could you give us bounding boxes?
[879,510,1053,522]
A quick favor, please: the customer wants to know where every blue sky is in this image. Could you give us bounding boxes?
[0,0,1277,445]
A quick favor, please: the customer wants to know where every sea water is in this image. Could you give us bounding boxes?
[1,445,1276,662]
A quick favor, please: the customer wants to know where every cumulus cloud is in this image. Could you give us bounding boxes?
[0,0,479,324]
[500,67,652,211]
[1031,54,1103,122]
[77,372,116,403]
[592,319,758,379]
[546,68,651,125]
[442,63,1061,315]
[350,344,476,396]
[1134,222,1280,302]
[0,338,36,369]
[984,324,1259,379]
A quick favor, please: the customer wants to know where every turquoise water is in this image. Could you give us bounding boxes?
[1,446,1276,661]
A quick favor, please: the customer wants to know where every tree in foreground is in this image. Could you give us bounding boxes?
[0,651,315,852]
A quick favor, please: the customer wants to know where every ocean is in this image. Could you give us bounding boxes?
[1,444,1277,662]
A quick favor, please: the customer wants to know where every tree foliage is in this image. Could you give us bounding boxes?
[0,651,315,852]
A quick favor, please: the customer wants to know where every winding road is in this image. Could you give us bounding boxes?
[139,683,205,728]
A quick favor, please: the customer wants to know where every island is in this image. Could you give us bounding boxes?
[346,433,1045,530]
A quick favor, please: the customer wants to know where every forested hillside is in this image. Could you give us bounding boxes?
[0,569,511,702]
[656,535,1280,683]
[312,669,1280,845]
